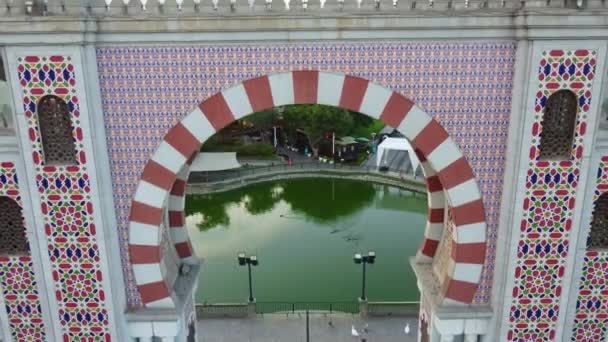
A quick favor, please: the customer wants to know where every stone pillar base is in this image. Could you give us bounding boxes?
[358,298,368,318]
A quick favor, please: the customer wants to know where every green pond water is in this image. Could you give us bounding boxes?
[185,178,427,305]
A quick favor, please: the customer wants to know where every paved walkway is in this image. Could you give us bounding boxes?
[197,314,418,342]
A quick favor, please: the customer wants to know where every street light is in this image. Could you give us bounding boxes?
[237,252,259,302]
[354,251,376,301]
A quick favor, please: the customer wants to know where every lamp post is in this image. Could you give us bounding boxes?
[353,251,376,301]
[237,252,259,302]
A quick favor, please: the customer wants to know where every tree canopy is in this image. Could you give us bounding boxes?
[245,109,277,132]
[282,104,355,155]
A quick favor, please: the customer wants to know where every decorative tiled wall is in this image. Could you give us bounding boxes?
[0,161,47,341]
[571,156,608,341]
[432,208,454,285]
[96,42,517,306]
[16,56,111,340]
[507,49,597,341]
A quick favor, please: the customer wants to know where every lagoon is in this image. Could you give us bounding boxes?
[185,178,427,304]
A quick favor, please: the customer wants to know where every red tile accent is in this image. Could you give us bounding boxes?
[451,199,486,226]
[426,175,443,192]
[141,161,176,191]
[199,93,235,131]
[339,76,368,112]
[138,281,171,304]
[129,245,161,264]
[168,211,184,228]
[420,239,440,257]
[170,179,186,197]
[443,278,478,303]
[175,242,193,258]
[164,123,201,158]
[429,208,445,223]
[130,201,163,226]
[452,241,486,264]
[244,76,274,112]
[438,157,475,190]
[413,120,449,157]
[293,70,319,104]
[379,92,414,128]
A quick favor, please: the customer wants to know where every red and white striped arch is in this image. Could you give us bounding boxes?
[415,156,447,263]
[167,163,197,264]
[128,71,487,308]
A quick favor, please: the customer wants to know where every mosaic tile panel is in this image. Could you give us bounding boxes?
[0,162,47,341]
[507,49,597,342]
[96,42,517,306]
[16,56,111,341]
[571,156,608,341]
[432,208,453,285]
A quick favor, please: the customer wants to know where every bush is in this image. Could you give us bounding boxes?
[237,143,275,157]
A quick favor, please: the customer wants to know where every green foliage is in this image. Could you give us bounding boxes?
[185,179,380,231]
[350,110,373,129]
[280,179,376,224]
[245,109,277,131]
[201,105,382,158]
[236,143,275,157]
[282,105,383,153]
[282,105,354,151]
[349,118,384,139]
[185,183,282,231]
[201,137,275,157]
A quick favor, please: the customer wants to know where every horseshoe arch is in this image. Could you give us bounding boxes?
[127,71,487,308]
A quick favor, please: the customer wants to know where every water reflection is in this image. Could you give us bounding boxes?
[185,179,403,231]
[186,178,427,303]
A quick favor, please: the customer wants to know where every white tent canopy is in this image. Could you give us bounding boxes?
[376,137,420,175]
[190,152,241,172]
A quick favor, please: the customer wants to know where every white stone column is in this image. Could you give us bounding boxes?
[82,35,130,341]
[489,38,532,342]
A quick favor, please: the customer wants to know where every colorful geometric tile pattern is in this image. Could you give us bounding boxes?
[96,42,517,306]
[16,56,111,340]
[507,49,597,342]
[571,156,608,341]
[0,162,47,341]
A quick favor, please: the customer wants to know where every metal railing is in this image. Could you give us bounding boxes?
[187,162,427,194]
[255,301,360,314]
[196,302,252,318]
[0,0,592,17]
[190,161,423,183]
[366,301,419,316]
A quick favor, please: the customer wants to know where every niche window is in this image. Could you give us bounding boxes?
[0,54,15,135]
[0,196,29,255]
[538,89,578,160]
[37,95,77,165]
[589,192,608,250]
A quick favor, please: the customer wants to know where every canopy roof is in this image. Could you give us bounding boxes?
[190,152,241,172]
[337,136,357,145]
[376,137,420,174]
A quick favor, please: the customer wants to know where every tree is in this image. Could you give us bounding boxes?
[282,104,354,157]
[245,109,277,134]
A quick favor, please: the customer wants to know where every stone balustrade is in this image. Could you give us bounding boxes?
[0,0,602,17]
